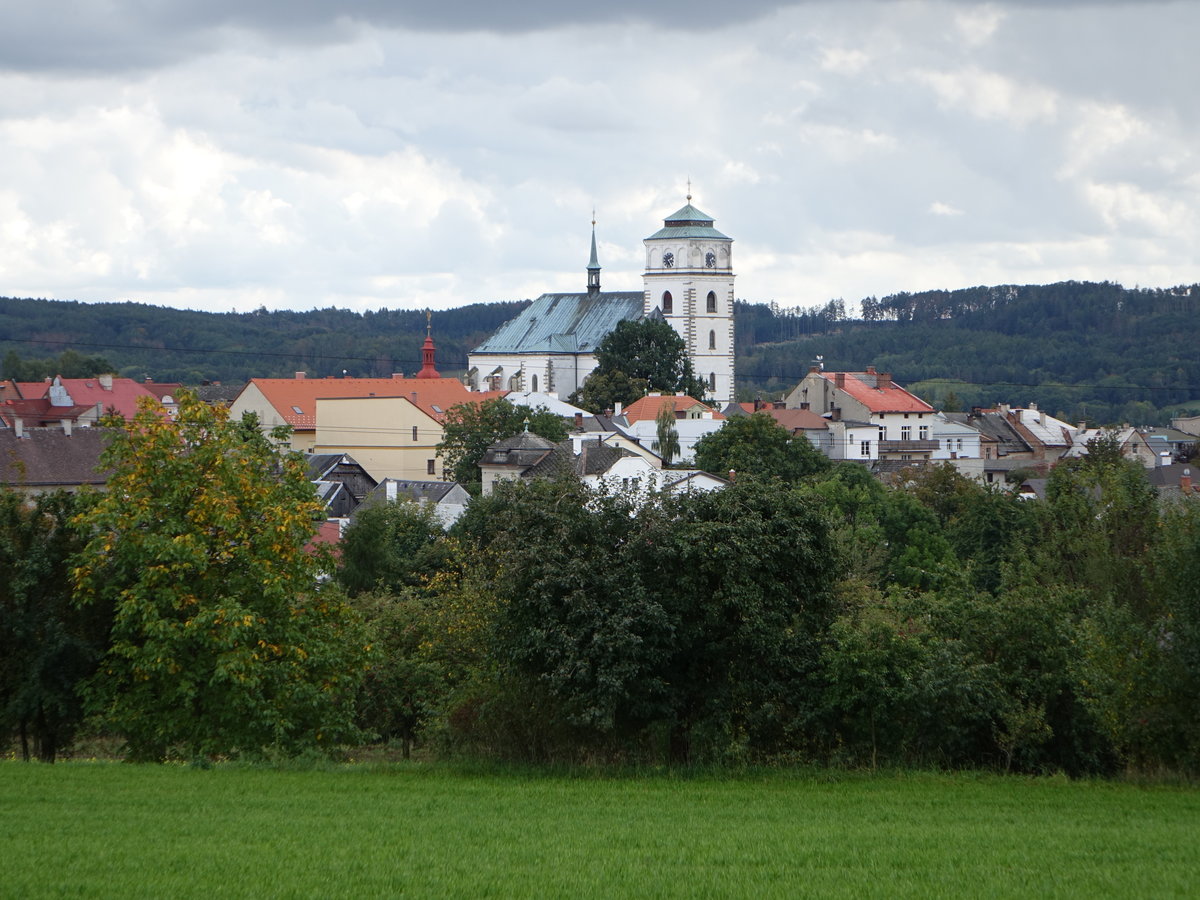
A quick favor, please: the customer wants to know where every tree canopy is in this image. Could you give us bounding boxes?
[693,413,830,482]
[71,390,365,761]
[571,318,706,412]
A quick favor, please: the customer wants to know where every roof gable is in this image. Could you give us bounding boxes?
[622,394,722,424]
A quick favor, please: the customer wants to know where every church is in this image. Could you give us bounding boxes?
[467,198,737,405]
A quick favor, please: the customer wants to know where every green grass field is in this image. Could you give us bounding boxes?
[1,763,1197,898]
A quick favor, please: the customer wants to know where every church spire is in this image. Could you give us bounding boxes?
[416,309,441,379]
[586,209,601,298]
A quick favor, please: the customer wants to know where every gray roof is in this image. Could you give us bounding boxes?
[0,427,112,489]
[365,479,462,504]
[480,431,559,468]
[947,411,1031,457]
[471,292,644,355]
[646,203,731,241]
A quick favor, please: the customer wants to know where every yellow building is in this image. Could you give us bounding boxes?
[314,395,447,482]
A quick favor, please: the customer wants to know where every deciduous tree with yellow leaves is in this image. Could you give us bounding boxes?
[72,391,365,761]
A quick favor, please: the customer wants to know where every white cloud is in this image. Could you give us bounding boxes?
[912,66,1058,126]
[929,202,963,217]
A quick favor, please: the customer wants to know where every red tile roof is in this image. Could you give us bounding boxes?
[760,408,828,432]
[622,394,723,424]
[16,377,160,420]
[244,376,508,430]
[822,372,933,414]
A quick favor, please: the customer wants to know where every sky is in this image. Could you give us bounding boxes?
[1,1,1198,315]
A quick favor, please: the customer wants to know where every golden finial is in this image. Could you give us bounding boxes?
[425,308,431,337]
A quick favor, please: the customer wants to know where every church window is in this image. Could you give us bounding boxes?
[707,291,717,313]
[708,372,716,392]
[708,330,716,350]
[662,291,673,314]
[532,374,538,392]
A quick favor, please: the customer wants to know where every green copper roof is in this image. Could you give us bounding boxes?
[646,202,730,241]
[588,225,600,270]
[471,292,644,355]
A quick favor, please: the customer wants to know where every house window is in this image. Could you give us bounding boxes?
[662,291,673,314]
[412,426,418,442]
[427,459,436,475]
[878,427,886,443]
[919,425,929,440]
[860,440,870,456]
[901,426,912,440]
[707,291,717,313]
[708,330,716,350]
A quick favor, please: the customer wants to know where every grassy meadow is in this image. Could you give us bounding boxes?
[2,762,1197,898]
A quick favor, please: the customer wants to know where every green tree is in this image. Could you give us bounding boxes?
[569,370,648,415]
[337,498,447,597]
[654,402,681,466]
[570,318,706,411]
[0,490,112,762]
[71,390,366,761]
[693,412,830,482]
[437,398,567,487]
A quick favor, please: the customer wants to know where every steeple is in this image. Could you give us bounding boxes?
[586,210,601,298]
[416,310,441,379]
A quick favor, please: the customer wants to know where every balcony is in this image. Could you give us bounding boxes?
[878,439,939,454]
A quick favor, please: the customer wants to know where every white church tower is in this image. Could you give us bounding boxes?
[643,195,736,405]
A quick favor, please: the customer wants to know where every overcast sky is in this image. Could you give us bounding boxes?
[2,1,1197,314]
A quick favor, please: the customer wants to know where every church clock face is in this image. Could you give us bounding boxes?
[705,250,715,268]
[662,251,674,269]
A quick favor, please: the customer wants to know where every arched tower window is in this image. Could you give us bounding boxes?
[708,372,716,392]
[708,330,716,350]
[707,291,717,313]
[532,374,538,392]
[662,291,673,314]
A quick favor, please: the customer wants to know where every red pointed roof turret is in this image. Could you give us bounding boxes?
[416,310,441,379]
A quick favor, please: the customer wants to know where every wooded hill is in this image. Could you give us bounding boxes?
[3,280,1198,425]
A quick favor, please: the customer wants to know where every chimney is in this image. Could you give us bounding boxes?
[410,392,418,405]
[835,373,846,388]
[14,416,23,438]
[866,366,876,375]
[295,372,306,380]
[728,469,736,482]
[878,372,892,389]
[574,412,583,429]
[831,407,842,421]
[1182,469,1193,494]
[386,481,397,502]
[773,400,785,409]
[808,365,820,374]
[99,374,113,391]
[614,401,623,416]
[754,398,762,411]
[62,418,72,436]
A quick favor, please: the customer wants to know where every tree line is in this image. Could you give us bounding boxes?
[6,394,1198,774]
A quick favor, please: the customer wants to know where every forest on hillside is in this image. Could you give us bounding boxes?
[3,280,1198,425]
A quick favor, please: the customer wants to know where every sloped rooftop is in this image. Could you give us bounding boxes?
[824,372,934,414]
[471,292,644,355]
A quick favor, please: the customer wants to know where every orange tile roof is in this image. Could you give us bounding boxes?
[622,393,723,424]
[823,372,933,414]
[246,376,508,430]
